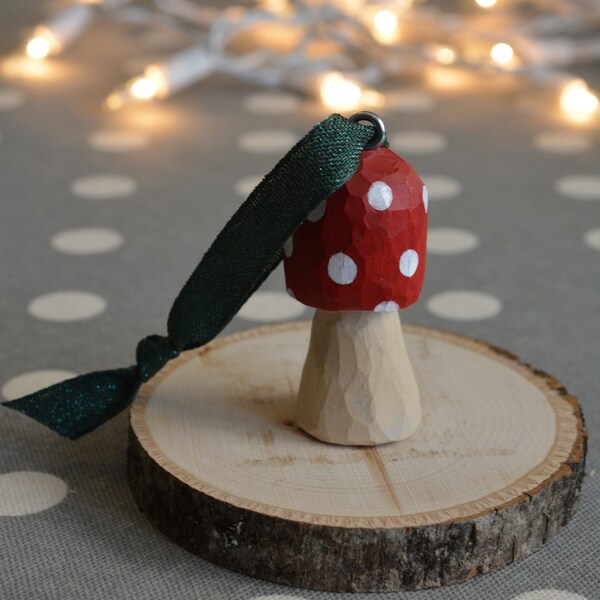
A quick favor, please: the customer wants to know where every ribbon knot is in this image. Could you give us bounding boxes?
[3,114,376,439]
[136,335,180,382]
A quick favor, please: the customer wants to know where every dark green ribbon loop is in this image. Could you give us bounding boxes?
[3,114,375,440]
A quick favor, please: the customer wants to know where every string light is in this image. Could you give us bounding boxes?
[318,72,384,111]
[319,72,362,110]
[491,43,514,65]
[26,35,52,60]
[560,79,599,122]
[435,47,457,66]
[371,9,399,45]
[23,5,93,60]
[5,0,599,127]
[105,47,213,110]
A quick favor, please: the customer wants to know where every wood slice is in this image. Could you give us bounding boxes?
[128,322,586,593]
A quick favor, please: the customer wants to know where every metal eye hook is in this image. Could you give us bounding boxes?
[349,111,387,149]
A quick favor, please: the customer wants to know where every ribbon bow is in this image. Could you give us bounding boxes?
[3,114,376,439]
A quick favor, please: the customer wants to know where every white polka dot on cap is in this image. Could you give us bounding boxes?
[0,471,68,516]
[422,185,428,212]
[374,301,399,312]
[283,236,293,257]
[399,249,419,277]
[328,253,358,285]
[368,181,393,211]
[307,201,326,222]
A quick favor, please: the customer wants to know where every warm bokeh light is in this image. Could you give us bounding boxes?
[475,0,497,7]
[374,10,398,35]
[259,0,289,14]
[26,37,51,60]
[130,77,158,99]
[560,79,599,122]
[104,93,124,111]
[372,9,399,44]
[319,72,362,110]
[491,43,514,65]
[361,89,386,108]
[436,47,456,65]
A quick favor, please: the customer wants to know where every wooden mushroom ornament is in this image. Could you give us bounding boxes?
[284,113,428,446]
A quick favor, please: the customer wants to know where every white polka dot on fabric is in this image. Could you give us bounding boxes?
[555,175,600,200]
[249,595,306,600]
[70,175,138,200]
[234,174,263,198]
[427,227,479,255]
[0,472,68,516]
[422,185,428,212]
[2,370,76,401]
[51,228,123,255]
[420,175,462,200]
[374,301,399,312]
[390,130,447,155]
[368,181,393,211]
[243,92,301,115]
[427,290,502,321]
[584,227,600,251]
[238,129,298,154]
[384,89,435,113]
[28,291,106,322]
[512,590,589,600]
[307,201,326,222]
[238,291,305,322]
[88,130,148,153]
[399,249,419,277]
[533,131,592,155]
[0,88,25,110]
[328,253,358,285]
[283,236,293,257]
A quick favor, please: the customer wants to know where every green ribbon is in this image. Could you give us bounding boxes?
[3,114,376,439]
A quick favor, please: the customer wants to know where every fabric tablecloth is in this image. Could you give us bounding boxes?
[1,2,598,599]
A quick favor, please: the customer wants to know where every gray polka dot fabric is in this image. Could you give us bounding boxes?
[1,3,599,600]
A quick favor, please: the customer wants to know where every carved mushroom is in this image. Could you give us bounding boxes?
[284,135,428,446]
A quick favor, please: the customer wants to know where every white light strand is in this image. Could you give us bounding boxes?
[5,0,600,120]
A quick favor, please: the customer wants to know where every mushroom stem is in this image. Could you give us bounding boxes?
[295,310,422,446]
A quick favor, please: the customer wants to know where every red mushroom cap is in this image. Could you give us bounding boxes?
[283,146,428,312]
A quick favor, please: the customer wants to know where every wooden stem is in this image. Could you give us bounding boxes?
[295,310,422,446]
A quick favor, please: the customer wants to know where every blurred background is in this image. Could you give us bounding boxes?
[0,1,599,599]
